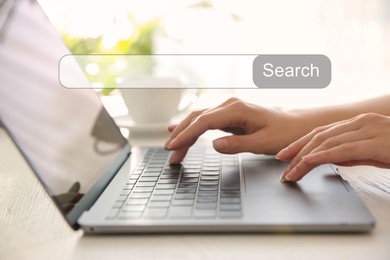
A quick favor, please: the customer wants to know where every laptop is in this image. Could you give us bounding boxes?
[0,0,374,233]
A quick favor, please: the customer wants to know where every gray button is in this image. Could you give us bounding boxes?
[253,54,331,88]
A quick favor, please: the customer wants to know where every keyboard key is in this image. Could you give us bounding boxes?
[144,208,168,219]
[142,172,160,177]
[197,197,218,203]
[182,165,201,170]
[196,202,217,209]
[123,184,134,190]
[169,206,192,219]
[202,162,220,167]
[204,155,220,159]
[184,156,203,160]
[139,176,159,182]
[150,195,173,201]
[220,204,241,211]
[120,189,132,196]
[178,183,197,188]
[127,179,137,184]
[129,175,140,180]
[116,195,128,202]
[180,178,199,183]
[112,201,124,208]
[194,209,217,219]
[162,169,181,174]
[181,173,200,178]
[220,198,241,204]
[183,161,202,165]
[106,208,119,219]
[133,186,154,193]
[219,211,242,219]
[122,205,146,212]
[220,190,241,198]
[199,180,219,186]
[174,193,196,200]
[201,175,219,181]
[147,163,165,168]
[176,188,197,193]
[132,169,143,175]
[156,184,177,190]
[129,192,151,199]
[202,167,220,171]
[182,169,201,174]
[201,171,220,176]
[160,174,179,179]
[172,199,194,206]
[198,190,218,197]
[148,201,170,208]
[154,189,175,195]
[136,182,156,187]
[221,166,240,190]
[158,179,178,184]
[126,199,148,205]
[144,167,163,172]
[199,185,218,191]
[164,164,182,171]
[118,211,142,220]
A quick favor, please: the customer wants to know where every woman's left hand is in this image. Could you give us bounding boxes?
[277,113,390,182]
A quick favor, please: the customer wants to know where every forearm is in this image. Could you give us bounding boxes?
[289,94,390,140]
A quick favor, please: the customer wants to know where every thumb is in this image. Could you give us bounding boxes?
[213,135,257,154]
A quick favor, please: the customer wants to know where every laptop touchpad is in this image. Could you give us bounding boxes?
[242,159,349,194]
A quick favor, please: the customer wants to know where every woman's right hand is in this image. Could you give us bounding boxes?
[164,98,306,164]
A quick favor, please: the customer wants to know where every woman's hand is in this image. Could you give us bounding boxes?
[277,113,390,182]
[165,98,305,164]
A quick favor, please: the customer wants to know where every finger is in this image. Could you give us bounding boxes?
[301,140,373,166]
[164,109,206,148]
[281,159,316,182]
[167,124,177,132]
[212,134,263,154]
[276,117,358,161]
[284,140,370,182]
[165,98,242,148]
[276,124,333,161]
[283,119,363,174]
[169,147,190,164]
[166,102,248,150]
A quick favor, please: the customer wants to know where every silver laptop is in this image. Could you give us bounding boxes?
[0,0,374,233]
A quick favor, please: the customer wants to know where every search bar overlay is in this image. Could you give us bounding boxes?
[59,54,331,89]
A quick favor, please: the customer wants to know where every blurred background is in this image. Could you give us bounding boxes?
[38,0,390,113]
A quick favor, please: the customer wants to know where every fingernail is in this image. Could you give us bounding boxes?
[166,138,177,150]
[276,147,288,160]
[280,168,289,182]
[285,168,296,182]
[164,137,172,150]
[213,139,228,150]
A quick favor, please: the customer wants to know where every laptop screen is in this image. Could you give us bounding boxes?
[0,0,128,219]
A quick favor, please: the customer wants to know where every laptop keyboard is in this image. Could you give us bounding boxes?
[106,148,242,220]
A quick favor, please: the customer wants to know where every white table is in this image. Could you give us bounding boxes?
[1,126,390,260]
